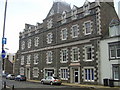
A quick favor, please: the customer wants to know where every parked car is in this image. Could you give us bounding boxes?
[41,76,62,85]
[15,75,26,81]
[2,73,8,77]
[6,74,15,80]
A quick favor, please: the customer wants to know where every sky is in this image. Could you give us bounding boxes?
[0,0,119,53]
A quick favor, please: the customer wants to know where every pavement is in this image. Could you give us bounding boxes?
[27,79,120,90]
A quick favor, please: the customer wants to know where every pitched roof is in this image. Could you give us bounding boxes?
[46,1,71,18]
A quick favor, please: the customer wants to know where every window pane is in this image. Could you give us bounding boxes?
[85,22,91,34]
[72,48,78,61]
[85,69,87,80]
[88,69,91,80]
[110,46,116,58]
[91,69,94,80]
[117,47,120,57]
[113,66,119,80]
[86,46,92,60]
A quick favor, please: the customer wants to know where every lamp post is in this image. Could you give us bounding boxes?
[2,0,8,70]
[1,0,8,89]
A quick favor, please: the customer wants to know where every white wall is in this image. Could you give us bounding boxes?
[100,37,119,85]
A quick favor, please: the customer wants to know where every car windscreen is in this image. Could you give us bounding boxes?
[53,77,59,79]
[21,75,25,77]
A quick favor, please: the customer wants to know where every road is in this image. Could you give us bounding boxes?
[2,78,91,90]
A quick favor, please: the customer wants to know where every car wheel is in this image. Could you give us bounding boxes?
[58,83,61,85]
[50,82,53,85]
[41,81,44,84]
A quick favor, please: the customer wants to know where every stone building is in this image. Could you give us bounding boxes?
[17,0,118,84]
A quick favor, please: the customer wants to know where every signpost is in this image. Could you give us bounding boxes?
[2,38,7,44]
[1,50,6,59]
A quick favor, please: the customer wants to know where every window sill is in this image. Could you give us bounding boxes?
[84,59,93,62]
[46,62,52,64]
[60,61,68,63]
[84,80,94,82]
[71,60,79,63]
[85,33,91,36]
[34,63,38,65]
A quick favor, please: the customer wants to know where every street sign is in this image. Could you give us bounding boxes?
[1,50,6,58]
[2,38,7,44]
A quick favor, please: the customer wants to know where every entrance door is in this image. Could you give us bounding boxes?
[74,71,78,83]
[26,68,30,80]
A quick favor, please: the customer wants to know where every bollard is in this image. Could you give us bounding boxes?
[3,81,6,88]
[12,85,14,90]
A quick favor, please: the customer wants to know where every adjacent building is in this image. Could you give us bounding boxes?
[16,0,118,85]
[4,53,15,74]
[100,19,120,86]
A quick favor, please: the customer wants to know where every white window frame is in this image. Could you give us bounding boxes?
[27,54,31,64]
[116,45,120,58]
[61,48,68,63]
[33,67,39,78]
[21,55,24,65]
[84,21,92,35]
[21,41,25,50]
[71,24,79,38]
[85,45,92,61]
[110,46,116,59]
[61,28,67,40]
[71,47,79,62]
[34,53,39,65]
[46,51,52,64]
[47,33,52,44]
[60,67,68,80]
[84,67,94,82]
[34,37,39,47]
[109,43,120,59]
[20,67,24,75]
[28,39,31,48]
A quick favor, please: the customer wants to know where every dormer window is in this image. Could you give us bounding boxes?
[71,6,77,20]
[83,0,90,16]
[47,18,53,29]
[109,20,120,37]
[49,9,54,16]
[61,11,66,24]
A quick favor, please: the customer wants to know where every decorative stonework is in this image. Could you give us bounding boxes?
[34,37,39,47]
[28,39,32,48]
[21,41,25,50]
[47,18,53,29]
[20,67,24,75]
[47,33,53,44]
[32,67,39,78]
[96,7,101,35]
